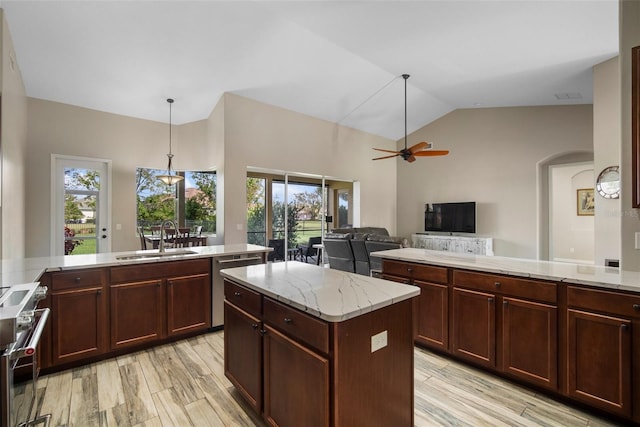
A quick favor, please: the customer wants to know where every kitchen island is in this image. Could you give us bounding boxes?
[220,261,420,427]
[374,247,640,424]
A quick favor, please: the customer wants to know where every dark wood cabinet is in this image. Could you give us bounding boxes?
[566,285,640,419]
[224,300,262,414]
[567,309,631,417]
[110,258,211,350]
[167,273,211,337]
[382,259,449,352]
[48,268,108,366]
[110,279,164,350]
[502,297,557,390]
[451,287,496,368]
[263,325,329,427]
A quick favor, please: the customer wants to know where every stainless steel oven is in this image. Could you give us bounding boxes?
[0,283,50,427]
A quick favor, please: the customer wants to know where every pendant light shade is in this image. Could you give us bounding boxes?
[157,98,184,185]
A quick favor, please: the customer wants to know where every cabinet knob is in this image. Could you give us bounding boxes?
[494,281,501,288]
[633,304,640,310]
[96,289,102,296]
[488,297,494,303]
[251,323,259,329]
[284,317,293,324]
[503,300,508,306]
[621,324,629,331]
[234,291,241,297]
[259,329,267,336]
[407,268,413,273]
[75,277,81,283]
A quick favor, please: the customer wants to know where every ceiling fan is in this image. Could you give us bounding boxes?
[373,74,449,163]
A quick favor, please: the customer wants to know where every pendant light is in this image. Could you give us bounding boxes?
[157,98,184,185]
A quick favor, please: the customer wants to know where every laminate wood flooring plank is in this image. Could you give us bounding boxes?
[38,370,73,426]
[194,374,264,427]
[151,387,194,427]
[137,350,173,394]
[184,398,225,426]
[68,374,100,427]
[146,344,204,406]
[96,358,125,412]
[174,339,213,378]
[132,416,164,427]
[100,403,132,427]
[119,361,158,425]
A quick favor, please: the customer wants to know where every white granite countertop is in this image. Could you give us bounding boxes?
[1,244,270,287]
[219,261,420,322]
[373,248,640,294]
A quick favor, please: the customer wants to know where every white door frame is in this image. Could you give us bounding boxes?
[51,154,113,256]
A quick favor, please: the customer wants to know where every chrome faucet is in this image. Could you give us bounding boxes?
[158,220,178,253]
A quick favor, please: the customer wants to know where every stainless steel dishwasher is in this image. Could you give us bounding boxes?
[211,255,264,327]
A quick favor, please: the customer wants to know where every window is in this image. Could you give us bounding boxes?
[247,173,324,248]
[136,168,216,233]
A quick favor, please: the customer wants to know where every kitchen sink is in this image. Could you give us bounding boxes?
[116,250,197,260]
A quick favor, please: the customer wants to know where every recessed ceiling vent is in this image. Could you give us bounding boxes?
[554,92,582,100]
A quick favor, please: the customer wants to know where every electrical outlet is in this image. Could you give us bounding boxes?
[371,330,388,353]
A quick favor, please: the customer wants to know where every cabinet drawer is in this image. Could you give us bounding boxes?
[383,260,448,284]
[263,298,329,354]
[224,280,262,317]
[567,286,640,318]
[453,270,556,303]
[51,268,105,290]
[111,258,210,283]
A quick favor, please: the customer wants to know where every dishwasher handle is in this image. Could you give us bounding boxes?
[217,256,263,265]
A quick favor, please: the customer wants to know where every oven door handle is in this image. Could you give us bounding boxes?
[11,308,49,360]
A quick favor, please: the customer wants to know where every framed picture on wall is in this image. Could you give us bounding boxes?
[577,188,595,216]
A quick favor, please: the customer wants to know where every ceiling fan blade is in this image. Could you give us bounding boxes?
[373,148,401,154]
[413,150,450,157]
[372,153,400,160]
[408,141,429,153]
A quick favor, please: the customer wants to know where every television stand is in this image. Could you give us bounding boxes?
[411,234,493,255]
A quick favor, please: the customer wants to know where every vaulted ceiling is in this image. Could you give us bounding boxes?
[1,0,618,140]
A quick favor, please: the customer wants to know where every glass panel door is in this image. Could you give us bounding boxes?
[247,177,266,245]
[53,156,111,256]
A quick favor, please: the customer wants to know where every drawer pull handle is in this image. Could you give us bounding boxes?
[284,317,293,324]
[407,268,413,273]
[75,277,81,283]
[633,304,640,310]
[494,282,501,288]
[234,291,241,297]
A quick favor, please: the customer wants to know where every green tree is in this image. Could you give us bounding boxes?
[293,187,322,220]
[65,194,83,222]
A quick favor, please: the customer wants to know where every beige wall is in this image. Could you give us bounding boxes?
[593,56,621,266]
[25,94,397,256]
[396,105,593,259]
[620,0,640,271]
[0,10,28,260]
[221,93,397,244]
[26,98,212,256]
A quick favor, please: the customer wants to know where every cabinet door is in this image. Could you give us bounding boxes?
[413,280,449,351]
[224,301,262,414]
[502,297,557,390]
[452,287,496,368]
[263,325,329,427]
[167,273,211,337]
[110,279,164,350]
[567,309,632,417]
[51,286,106,364]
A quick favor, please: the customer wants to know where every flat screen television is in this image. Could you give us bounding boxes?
[424,202,476,234]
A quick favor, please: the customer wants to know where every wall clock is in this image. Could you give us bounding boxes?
[596,166,620,199]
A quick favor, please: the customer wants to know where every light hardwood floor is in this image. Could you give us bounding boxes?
[17,331,625,427]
